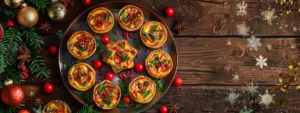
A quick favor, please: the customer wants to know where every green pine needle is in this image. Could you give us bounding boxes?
[21,27,45,49]
[1,28,22,66]
[27,0,51,13]
[29,56,51,79]
[77,105,98,113]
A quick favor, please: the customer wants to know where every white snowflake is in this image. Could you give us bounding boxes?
[261,6,277,25]
[28,91,35,97]
[237,1,247,16]
[245,82,259,96]
[247,35,261,52]
[232,72,240,82]
[225,90,240,105]
[236,23,250,36]
[240,106,253,113]
[293,27,297,32]
[255,55,267,69]
[259,90,275,107]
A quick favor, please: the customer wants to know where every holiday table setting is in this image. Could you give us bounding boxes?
[1,0,300,113]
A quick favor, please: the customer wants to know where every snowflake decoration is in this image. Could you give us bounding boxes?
[245,82,259,96]
[261,6,277,25]
[232,72,240,82]
[247,35,261,52]
[28,91,35,97]
[236,23,250,36]
[259,90,275,107]
[225,90,240,105]
[255,55,267,69]
[237,1,247,16]
[239,106,253,113]
[226,40,232,46]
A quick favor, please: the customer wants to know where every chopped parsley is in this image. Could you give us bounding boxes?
[143,31,150,40]
[82,73,87,77]
[113,64,121,70]
[106,13,111,22]
[106,50,113,59]
[151,24,159,31]
[121,10,126,19]
[81,47,86,52]
[104,91,112,106]
[149,64,153,68]
[118,44,125,49]
[97,84,105,94]
[144,81,149,86]
[82,82,87,87]
[143,90,151,98]
[121,54,129,62]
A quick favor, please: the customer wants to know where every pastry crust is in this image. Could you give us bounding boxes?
[118,5,144,31]
[103,40,138,73]
[68,63,96,91]
[87,7,114,34]
[43,100,71,113]
[128,76,156,104]
[140,21,168,48]
[67,31,96,60]
[145,50,173,78]
[93,80,121,110]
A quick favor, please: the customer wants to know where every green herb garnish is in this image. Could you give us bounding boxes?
[151,24,158,31]
[104,91,112,106]
[144,81,149,86]
[150,33,158,41]
[143,90,151,98]
[106,13,111,22]
[149,64,153,68]
[154,79,164,90]
[118,44,125,49]
[82,73,87,77]
[82,82,87,87]
[121,54,129,62]
[113,64,121,70]
[106,50,113,59]
[121,10,126,18]
[143,31,150,40]
[97,84,105,94]
[81,47,86,52]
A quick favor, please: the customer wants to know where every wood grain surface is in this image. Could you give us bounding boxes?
[21,0,300,113]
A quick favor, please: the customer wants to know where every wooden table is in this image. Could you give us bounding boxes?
[22,0,300,112]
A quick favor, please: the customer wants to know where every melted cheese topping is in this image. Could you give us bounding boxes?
[140,21,167,48]
[93,80,121,109]
[129,76,156,103]
[118,5,144,31]
[67,31,96,59]
[68,63,96,91]
[87,7,114,32]
[146,50,173,78]
[43,100,71,113]
[103,40,137,73]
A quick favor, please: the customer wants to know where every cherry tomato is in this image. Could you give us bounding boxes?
[6,20,15,28]
[49,45,57,55]
[18,109,30,113]
[114,56,121,64]
[82,0,91,6]
[135,62,144,73]
[101,35,110,45]
[122,96,131,104]
[93,59,103,69]
[160,106,168,113]
[105,71,114,81]
[44,82,54,93]
[165,7,174,17]
[173,77,182,87]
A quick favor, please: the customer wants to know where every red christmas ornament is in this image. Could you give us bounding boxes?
[159,106,168,113]
[44,82,54,93]
[0,25,3,41]
[49,45,57,55]
[101,35,110,45]
[165,7,174,17]
[1,79,25,107]
[82,0,91,6]
[18,109,30,113]
[6,20,15,28]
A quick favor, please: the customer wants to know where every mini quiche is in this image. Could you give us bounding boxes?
[87,7,114,34]
[145,50,173,78]
[68,63,96,91]
[129,76,156,104]
[140,21,168,48]
[118,5,144,31]
[103,40,138,73]
[43,100,71,113]
[93,80,121,110]
[67,31,96,59]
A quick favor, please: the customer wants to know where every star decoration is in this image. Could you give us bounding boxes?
[39,21,52,33]
[173,20,186,33]
[28,91,35,97]
[17,46,30,63]
[255,55,267,69]
[259,90,275,107]
[232,72,240,82]
[261,6,277,25]
[167,103,179,113]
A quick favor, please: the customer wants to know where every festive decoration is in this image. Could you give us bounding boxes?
[259,90,274,107]
[122,96,131,104]
[165,7,174,17]
[49,45,57,55]
[173,77,182,87]
[134,62,144,73]
[17,46,30,79]
[28,91,35,97]
[39,21,52,33]
[4,0,23,8]
[226,40,232,46]
[44,82,54,93]
[26,0,51,13]
[239,106,253,113]
[77,105,97,113]
[237,1,247,16]
[173,20,186,33]
[159,106,168,113]
[105,71,114,81]
[0,25,3,40]
[247,35,261,52]
[18,109,30,113]
[231,72,240,82]
[167,104,179,113]
[236,23,250,36]
[245,82,259,96]
[59,0,74,7]
[17,3,39,27]
[255,55,267,69]
[101,35,110,45]
[48,2,67,22]
[82,0,91,6]
[1,79,25,107]
[93,59,103,69]
[6,20,15,28]
[225,90,240,105]
[261,6,277,25]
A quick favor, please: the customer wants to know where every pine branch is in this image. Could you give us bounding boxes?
[1,28,22,66]
[29,56,51,79]
[21,27,44,49]
[0,43,6,74]
[77,105,98,113]
[0,67,21,89]
[26,0,51,13]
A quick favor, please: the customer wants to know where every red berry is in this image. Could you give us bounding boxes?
[44,82,54,93]
[173,77,182,87]
[6,20,15,28]
[82,0,91,6]
[160,106,168,113]
[122,96,131,104]
[165,7,175,17]
[135,62,144,73]
[93,59,103,69]
[105,71,114,81]
[49,45,57,55]
[101,35,110,45]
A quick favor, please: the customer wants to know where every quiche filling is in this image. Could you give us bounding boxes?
[146,50,173,78]
[68,63,95,91]
[93,80,121,109]
[141,21,167,48]
[67,31,96,59]
[118,5,144,31]
[129,76,156,103]
[88,8,113,30]
[43,100,71,113]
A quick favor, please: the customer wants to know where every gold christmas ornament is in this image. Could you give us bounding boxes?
[48,2,67,22]
[4,0,23,8]
[17,3,38,27]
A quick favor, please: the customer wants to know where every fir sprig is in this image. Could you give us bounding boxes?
[1,28,22,66]
[77,105,98,113]
[21,27,45,49]
[29,56,51,79]
[26,0,51,13]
